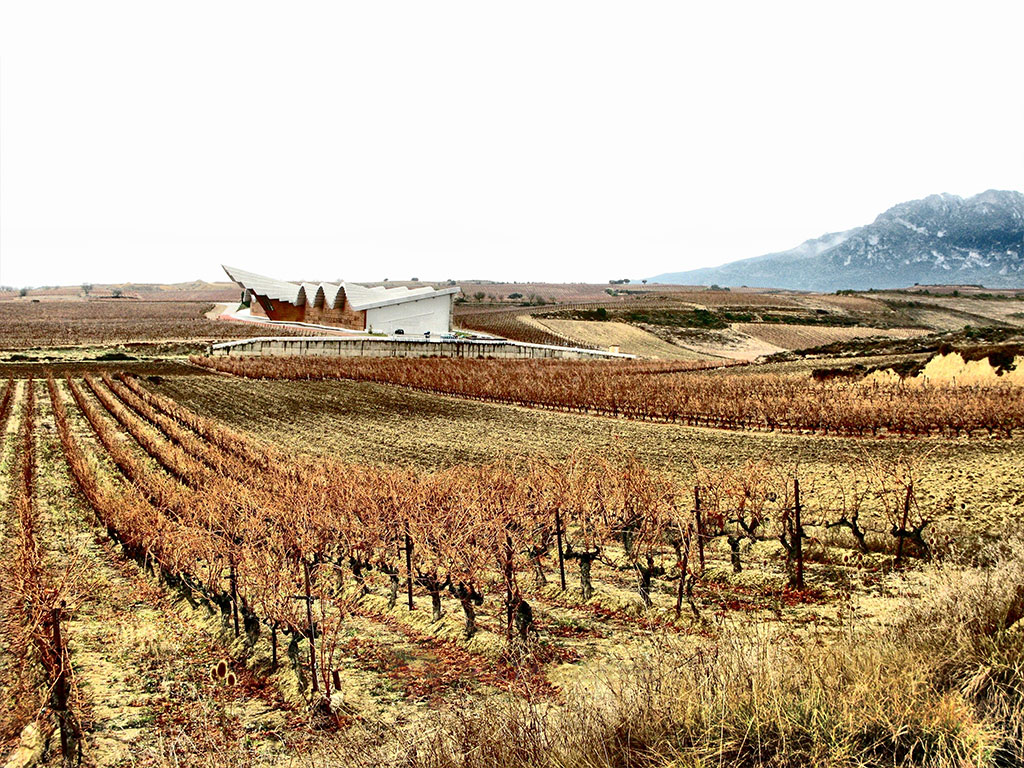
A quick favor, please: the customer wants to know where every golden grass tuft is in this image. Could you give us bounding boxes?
[312,539,1024,768]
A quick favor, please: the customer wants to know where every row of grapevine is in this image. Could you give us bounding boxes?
[191,355,1024,437]
[455,309,590,347]
[53,376,339,689]
[61,375,571,699]
[112,372,301,481]
[0,378,14,449]
[97,373,252,482]
[107,372,936,583]
[52,371,936,712]
[102,373,927,616]
[0,381,81,763]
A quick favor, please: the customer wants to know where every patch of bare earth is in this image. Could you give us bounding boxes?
[531,319,710,359]
[730,323,928,352]
[662,327,784,360]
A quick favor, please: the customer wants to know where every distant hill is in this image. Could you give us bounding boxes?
[652,190,1024,291]
[0,279,239,302]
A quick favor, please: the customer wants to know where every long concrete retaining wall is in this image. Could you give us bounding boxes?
[209,336,633,360]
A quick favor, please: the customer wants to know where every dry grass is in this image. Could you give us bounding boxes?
[532,319,711,359]
[662,327,786,360]
[280,541,1024,768]
[888,294,1024,329]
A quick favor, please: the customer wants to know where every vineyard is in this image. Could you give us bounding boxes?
[455,306,591,347]
[0,378,81,762]
[0,300,315,351]
[190,355,1024,437]
[3,366,1017,765]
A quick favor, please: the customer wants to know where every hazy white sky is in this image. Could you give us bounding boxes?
[1,1,1022,287]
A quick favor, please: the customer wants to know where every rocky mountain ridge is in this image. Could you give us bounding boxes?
[652,190,1024,291]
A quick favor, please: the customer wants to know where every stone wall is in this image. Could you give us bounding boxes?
[304,300,366,329]
[251,295,305,322]
[209,337,628,360]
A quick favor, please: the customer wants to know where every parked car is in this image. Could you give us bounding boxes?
[394,329,404,335]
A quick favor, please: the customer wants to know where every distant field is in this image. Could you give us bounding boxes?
[530,319,709,359]
[0,281,239,302]
[158,374,1024,535]
[905,295,1024,325]
[649,290,801,308]
[731,323,928,351]
[788,293,890,313]
[0,299,313,351]
[460,288,1024,360]
[653,327,783,360]
[453,281,708,304]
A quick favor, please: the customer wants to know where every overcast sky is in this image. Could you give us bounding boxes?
[1,1,1022,288]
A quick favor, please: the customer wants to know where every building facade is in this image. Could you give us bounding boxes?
[222,265,459,335]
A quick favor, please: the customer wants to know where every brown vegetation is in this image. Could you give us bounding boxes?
[455,306,590,346]
[49,373,931,667]
[0,300,312,351]
[0,381,82,763]
[34,372,1024,765]
[191,355,1024,437]
[0,364,1018,765]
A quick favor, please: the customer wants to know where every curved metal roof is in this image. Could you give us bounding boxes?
[223,265,306,304]
[321,283,347,310]
[222,265,459,311]
[300,283,322,307]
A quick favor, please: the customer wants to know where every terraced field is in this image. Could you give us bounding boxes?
[529,319,710,359]
[458,287,1024,359]
[158,375,1024,537]
[731,323,928,352]
[4,365,1024,766]
[3,373,899,765]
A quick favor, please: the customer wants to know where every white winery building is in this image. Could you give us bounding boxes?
[222,265,460,335]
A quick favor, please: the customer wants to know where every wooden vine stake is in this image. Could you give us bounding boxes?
[229,557,240,637]
[793,477,804,590]
[504,534,515,643]
[52,600,76,767]
[302,560,317,693]
[694,486,705,574]
[675,526,691,620]
[554,507,566,591]
[895,480,913,567]
[404,527,414,610]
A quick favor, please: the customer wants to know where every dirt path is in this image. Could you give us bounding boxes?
[0,383,25,750]
[204,303,229,320]
[0,381,22,536]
